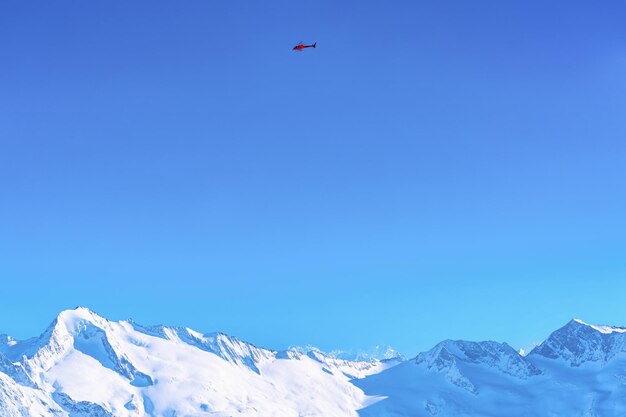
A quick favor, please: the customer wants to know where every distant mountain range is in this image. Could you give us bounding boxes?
[1,308,625,416]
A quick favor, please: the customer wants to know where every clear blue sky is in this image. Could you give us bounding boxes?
[1,0,626,356]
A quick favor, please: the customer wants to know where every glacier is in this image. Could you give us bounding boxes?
[1,309,626,416]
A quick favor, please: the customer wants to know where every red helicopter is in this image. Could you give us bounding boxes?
[292,41,317,51]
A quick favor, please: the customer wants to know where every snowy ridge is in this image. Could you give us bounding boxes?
[411,340,541,395]
[416,340,542,379]
[0,307,400,417]
[529,318,626,366]
[3,312,626,416]
[2,308,153,389]
[131,322,274,374]
[356,319,626,417]
[573,318,626,335]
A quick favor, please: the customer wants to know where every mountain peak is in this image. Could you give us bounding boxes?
[0,308,401,417]
[57,306,107,324]
[529,319,626,366]
[416,339,541,381]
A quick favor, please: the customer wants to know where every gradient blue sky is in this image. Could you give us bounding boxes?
[1,0,626,356]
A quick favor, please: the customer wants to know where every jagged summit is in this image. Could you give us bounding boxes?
[415,339,541,391]
[1,307,113,360]
[529,318,626,366]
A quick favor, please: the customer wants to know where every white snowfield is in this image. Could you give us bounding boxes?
[0,308,399,417]
[2,310,626,417]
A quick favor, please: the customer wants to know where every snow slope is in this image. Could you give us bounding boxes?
[355,319,626,417]
[3,310,626,417]
[0,308,399,417]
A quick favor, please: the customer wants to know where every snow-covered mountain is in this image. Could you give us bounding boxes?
[325,345,406,363]
[356,319,626,417]
[0,308,399,417]
[3,310,626,417]
[529,318,626,366]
